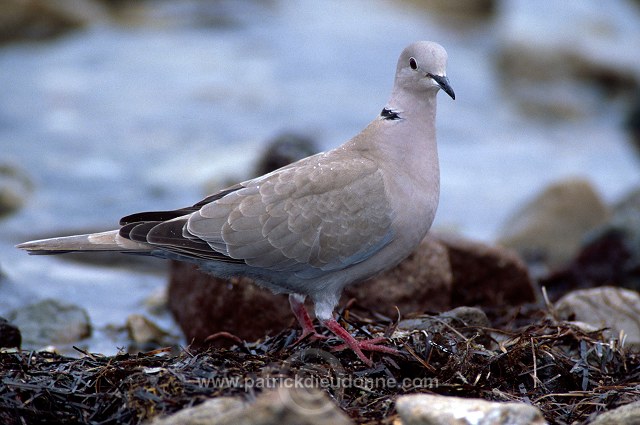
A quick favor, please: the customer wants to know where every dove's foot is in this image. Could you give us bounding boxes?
[289,294,329,344]
[288,294,397,364]
[321,318,399,367]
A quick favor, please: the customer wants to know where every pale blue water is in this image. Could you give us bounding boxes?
[1,0,638,353]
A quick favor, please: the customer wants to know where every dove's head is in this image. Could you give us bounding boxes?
[394,41,455,100]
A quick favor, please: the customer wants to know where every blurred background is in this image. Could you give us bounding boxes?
[1,0,639,353]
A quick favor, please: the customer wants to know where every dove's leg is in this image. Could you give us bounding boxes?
[320,318,399,367]
[289,294,328,342]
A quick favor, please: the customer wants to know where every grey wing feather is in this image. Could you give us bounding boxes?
[187,155,395,274]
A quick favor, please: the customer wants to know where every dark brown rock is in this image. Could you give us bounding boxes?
[540,229,634,301]
[0,317,21,349]
[344,236,453,317]
[437,233,538,308]
[168,262,293,347]
[541,187,640,300]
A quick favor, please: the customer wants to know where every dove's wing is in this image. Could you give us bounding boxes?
[125,152,394,277]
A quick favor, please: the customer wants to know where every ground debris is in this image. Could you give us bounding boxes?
[1,306,638,424]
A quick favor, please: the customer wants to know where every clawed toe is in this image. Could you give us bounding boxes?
[294,329,329,345]
[331,336,398,353]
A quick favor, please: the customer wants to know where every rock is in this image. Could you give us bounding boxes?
[496,1,640,118]
[151,387,353,425]
[126,314,171,346]
[438,233,538,308]
[0,0,108,44]
[392,306,490,343]
[626,92,640,156]
[0,163,33,219]
[408,0,495,20]
[606,188,640,263]
[167,264,292,347]
[588,400,640,425]
[151,397,246,425]
[144,286,169,315]
[0,187,24,219]
[395,394,547,425]
[554,287,640,351]
[395,306,490,331]
[498,178,609,269]
[203,132,319,197]
[6,298,91,349]
[0,317,21,349]
[540,187,640,298]
[539,228,633,300]
[253,133,320,177]
[344,236,453,318]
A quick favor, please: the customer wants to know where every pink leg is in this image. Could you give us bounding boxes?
[321,318,399,367]
[289,294,328,343]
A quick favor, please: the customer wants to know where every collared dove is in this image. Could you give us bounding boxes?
[17,41,455,366]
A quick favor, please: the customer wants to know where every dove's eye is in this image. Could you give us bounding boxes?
[409,57,417,70]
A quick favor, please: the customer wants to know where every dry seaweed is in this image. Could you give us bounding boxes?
[1,305,639,424]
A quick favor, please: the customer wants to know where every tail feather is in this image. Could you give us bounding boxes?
[16,230,152,255]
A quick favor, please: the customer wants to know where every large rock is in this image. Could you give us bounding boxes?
[395,394,547,425]
[6,298,91,349]
[540,187,640,298]
[0,0,108,44]
[588,400,640,425]
[626,93,640,156]
[554,287,640,352]
[203,132,319,197]
[168,234,535,346]
[498,178,609,269]
[167,265,292,346]
[605,188,640,267]
[253,133,319,177]
[151,397,246,425]
[0,163,33,219]
[409,0,495,20]
[0,317,21,349]
[151,387,353,425]
[496,1,640,118]
[344,236,452,318]
[439,233,538,307]
[392,306,490,344]
[125,314,173,347]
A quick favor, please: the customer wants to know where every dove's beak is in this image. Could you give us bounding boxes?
[431,74,455,100]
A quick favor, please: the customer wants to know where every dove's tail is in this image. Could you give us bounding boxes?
[16,230,152,255]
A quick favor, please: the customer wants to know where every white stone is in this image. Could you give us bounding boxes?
[396,394,547,425]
